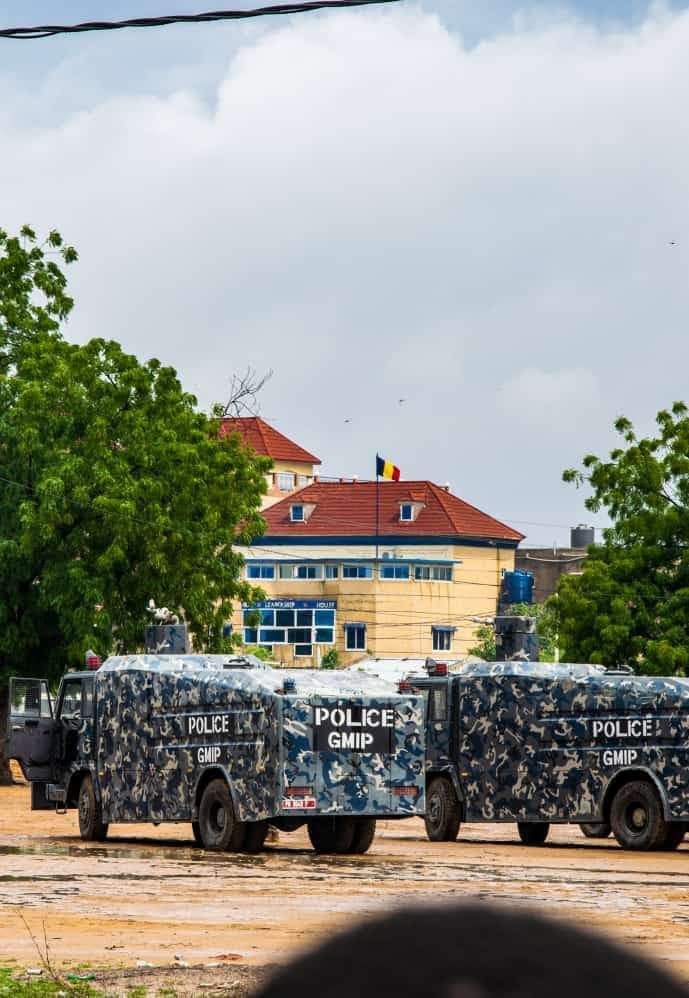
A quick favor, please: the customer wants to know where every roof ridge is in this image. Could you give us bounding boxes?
[426,481,458,533]
[428,481,524,540]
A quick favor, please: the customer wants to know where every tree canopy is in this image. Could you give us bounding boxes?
[556,403,689,674]
[0,226,269,688]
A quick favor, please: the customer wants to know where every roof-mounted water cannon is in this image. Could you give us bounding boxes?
[144,599,191,655]
[425,658,448,677]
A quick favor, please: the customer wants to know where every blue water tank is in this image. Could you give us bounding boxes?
[503,570,535,605]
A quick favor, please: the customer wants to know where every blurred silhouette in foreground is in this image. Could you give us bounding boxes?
[257,903,686,997]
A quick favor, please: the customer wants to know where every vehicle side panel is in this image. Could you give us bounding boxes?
[458,673,689,821]
[96,669,281,823]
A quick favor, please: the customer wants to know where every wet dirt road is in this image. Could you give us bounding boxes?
[3,782,689,989]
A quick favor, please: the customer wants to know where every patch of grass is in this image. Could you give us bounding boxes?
[126,988,148,998]
[0,966,101,996]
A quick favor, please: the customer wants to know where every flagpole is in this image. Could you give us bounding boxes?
[375,455,380,566]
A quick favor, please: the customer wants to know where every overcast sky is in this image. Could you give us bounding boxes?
[1,1,688,545]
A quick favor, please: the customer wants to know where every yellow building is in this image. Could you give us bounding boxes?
[220,416,321,509]
[233,479,523,665]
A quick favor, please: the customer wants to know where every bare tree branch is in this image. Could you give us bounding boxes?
[220,367,273,419]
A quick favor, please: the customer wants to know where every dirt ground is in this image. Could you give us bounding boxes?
[3,779,689,995]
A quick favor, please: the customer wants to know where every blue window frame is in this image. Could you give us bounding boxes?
[244,628,258,644]
[315,628,334,644]
[247,563,275,580]
[296,609,313,627]
[315,610,335,627]
[291,505,304,522]
[343,564,373,579]
[380,564,410,580]
[288,628,312,644]
[276,610,295,627]
[400,503,413,522]
[345,623,366,651]
[259,609,275,626]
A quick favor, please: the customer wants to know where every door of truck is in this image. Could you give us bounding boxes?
[7,677,55,781]
[53,674,95,773]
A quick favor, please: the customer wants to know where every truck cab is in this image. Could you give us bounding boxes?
[7,671,98,816]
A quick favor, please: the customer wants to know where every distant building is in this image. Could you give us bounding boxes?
[233,479,524,666]
[220,416,321,509]
[514,526,594,603]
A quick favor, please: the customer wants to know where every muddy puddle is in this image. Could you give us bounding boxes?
[3,783,689,984]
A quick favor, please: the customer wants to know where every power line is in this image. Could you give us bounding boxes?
[0,1,404,40]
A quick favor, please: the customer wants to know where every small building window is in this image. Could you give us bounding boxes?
[295,564,324,580]
[276,610,295,627]
[247,563,275,580]
[432,627,454,651]
[400,503,413,522]
[325,564,339,579]
[297,474,310,487]
[315,628,334,643]
[278,472,296,492]
[244,628,258,644]
[295,644,313,657]
[343,564,373,579]
[315,610,335,627]
[415,565,453,582]
[380,563,410,580]
[345,623,367,651]
[260,628,286,644]
[279,564,294,580]
[290,505,305,522]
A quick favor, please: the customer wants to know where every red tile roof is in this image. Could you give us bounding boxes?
[220,417,321,466]
[260,481,524,542]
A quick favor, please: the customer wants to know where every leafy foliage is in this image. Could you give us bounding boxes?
[320,648,340,669]
[0,226,269,684]
[468,624,496,660]
[558,403,689,673]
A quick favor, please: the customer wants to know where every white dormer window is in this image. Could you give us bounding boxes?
[400,503,413,522]
[291,504,305,522]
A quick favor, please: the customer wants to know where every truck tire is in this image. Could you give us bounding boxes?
[78,774,109,842]
[610,780,667,851]
[661,823,686,851]
[348,818,376,855]
[424,777,461,842]
[308,817,356,854]
[198,778,238,851]
[192,821,203,846]
[243,821,269,854]
[580,822,611,839]
[518,822,549,845]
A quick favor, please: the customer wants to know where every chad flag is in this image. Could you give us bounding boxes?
[376,454,401,481]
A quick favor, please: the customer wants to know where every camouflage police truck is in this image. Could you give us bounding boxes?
[6,653,425,854]
[406,659,689,851]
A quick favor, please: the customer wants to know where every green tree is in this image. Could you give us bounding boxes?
[0,227,268,782]
[557,402,689,674]
[468,623,496,660]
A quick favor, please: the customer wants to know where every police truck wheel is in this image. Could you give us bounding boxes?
[662,823,686,851]
[192,821,203,846]
[198,779,238,851]
[243,821,269,854]
[580,822,611,839]
[518,822,549,845]
[78,775,109,842]
[424,777,461,842]
[348,818,376,855]
[610,780,667,851]
[307,817,356,854]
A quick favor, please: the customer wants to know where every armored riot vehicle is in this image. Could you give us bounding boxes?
[6,654,425,853]
[406,659,689,851]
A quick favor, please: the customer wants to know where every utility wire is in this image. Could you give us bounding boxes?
[0,1,404,40]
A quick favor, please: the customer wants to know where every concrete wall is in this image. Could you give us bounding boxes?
[515,547,588,603]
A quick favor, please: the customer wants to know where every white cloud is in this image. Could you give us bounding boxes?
[1,5,689,540]
[498,367,601,430]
